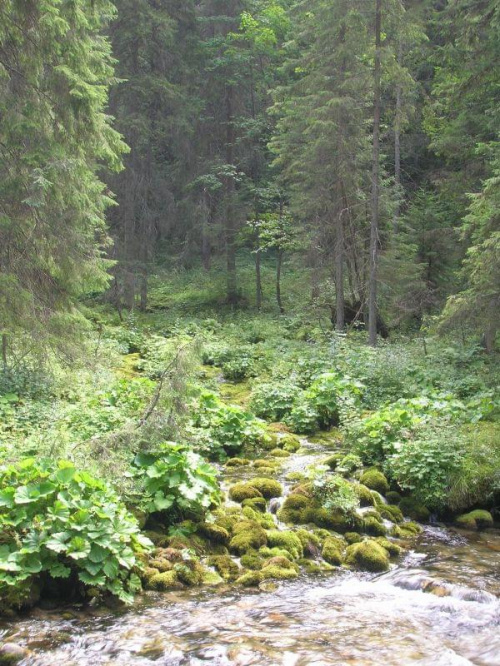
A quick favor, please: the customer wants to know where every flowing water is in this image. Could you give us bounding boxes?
[2,438,499,665]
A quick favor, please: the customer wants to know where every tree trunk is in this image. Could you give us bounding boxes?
[276,249,284,314]
[334,209,345,331]
[224,85,238,306]
[139,270,148,312]
[393,40,403,233]
[368,0,382,347]
[255,229,263,310]
[2,334,7,371]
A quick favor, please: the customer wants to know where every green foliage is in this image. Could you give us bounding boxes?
[385,425,461,510]
[250,382,300,422]
[222,355,256,381]
[129,443,221,519]
[311,472,360,515]
[0,459,151,606]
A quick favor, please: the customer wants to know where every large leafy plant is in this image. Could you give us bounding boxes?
[0,459,151,607]
[129,442,221,517]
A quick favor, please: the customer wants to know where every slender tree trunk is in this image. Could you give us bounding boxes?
[201,192,212,270]
[393,40,403,233]
[369,0,382,347]
[139,270,148,312]
[334,209,345,331]
[276,249,284,314]
[2,334,7,371]
[225,85,238,306]
[255,228,263,310]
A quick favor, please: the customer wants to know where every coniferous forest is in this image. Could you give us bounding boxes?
[0,2,499,664]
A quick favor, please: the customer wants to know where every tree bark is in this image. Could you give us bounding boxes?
[393,40,403,233]
[224,85,238,306]
[368,0,382,347]
[334,208,345,331]
[255,228,263,310]
[2,334,7,371]
[276,249,284,314]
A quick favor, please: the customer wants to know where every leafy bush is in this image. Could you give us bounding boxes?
[191,391,265,458]
[385,425,461,510]
[286,398,321,433]
[201,343,233,366]
[0,459,151,607]
[128,442,221,518]
[222,355,255,381]
[311,471,360,514]
[250,382,301,422]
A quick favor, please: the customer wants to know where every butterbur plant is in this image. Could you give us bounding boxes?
[129,442,221,518]
[0,458,152,608]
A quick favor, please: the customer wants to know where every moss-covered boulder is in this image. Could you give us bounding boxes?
[280,434,301,452]
[242,496,267,512]
[225,458,251,467]
[228,483,264,503]
[455,510,494,530]
[374,537,402,558]
[359,469,389,495]
[266,530,304,559]
[390,521,422,538]
[324,453,343,470]
[379,504,404,524]
[148,571,183,591]
[197,522,230,544]
[207,555,240,581]
[235,571,264,587]
[240,550,264,570]
[173,561,205,586]
[321,536,344,565]
[399,497,430,522]
[295,528,322,556]
[148,558,173,573]
[345,540,390,572]
[354,483,376,507]
[247,477,283,499]
[303,506,362,533]
[345,532,362,544]
[229,521,268,553]
[277,493,309,524]
[361,515,387,537]
[270,448,291,458]
[386,491,402,505]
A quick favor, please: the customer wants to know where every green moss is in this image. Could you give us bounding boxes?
[285,472,306,482]
[321,536,344,565]
[148,558,173,573]
[399,497,430,522]
[253,459,278,469]
[229,521,268,553]
[379,504,404,524]
[345,532,362,544]
[386,491,402,505]
[302,506,362,533]
[236,571,263,587]
[324,453,343,470]
[144,531,169,547]
[263,555,299,572]
[362,515,387,537]
[240,550,264,570]
[260,433,280,450]
[298,560,324,574]
[259,546,294,560]
[201,570,224,586]
[374,537,402,558]
[247,477,283,499]
[295,528,322,555]
[261,564,298,581]
[148,571,182,591]
[359,469,389,495]
[225,458,251,467]
[173,562,204,586]
[228,482,264,503]
[280,434,301,452]
[254,467,276,475]
[354,483,375,507]
[270,448,291,458]
[266,530,304,559]
[390,521,422,538]
[242,497,267,512]
[345,540,390,572]
[207,555,240,581]
[197,522,230,544]
[455,509,494,530]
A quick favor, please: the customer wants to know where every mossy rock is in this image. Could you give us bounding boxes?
[455,510,494,531]
[229,521,268,553]
[280,434,301,452]
[207,555,240,581]
[285,472,306,483]
[295,528,322,556]
[0,643,30,665]
[236,571,263,587]
[254,466,276,476]
[345,540,389,573]
[270,448,291,458]
[261,564,299,581]
[148,558,173,573]
[321,536,344,566]
[143,531,169,547]
[278,493,309,524]
[173,561,205,586]
[390,521,422,538]
[259,546,294,560]
[386,491,402,505]
[242,497,267,512]
[374,537,402,558]
[148,571,183,591]
[240,550,264,570]
[266,529,304,559]
[253,459,278,469]
[228,482,264,503]
[247,477,283,499]
[201,569,225,586]
[225,458,251,467]
[399,497,430,522]
[345,532,362,544]
[324,453,343,470]
[197,522,230,545]
[263,555,299,572]
[359,469,389,495]
[354,483,375,507]
[298,560,324,574]
[379,504,404,524]
[362,516,387,537]
[303,506,362,533]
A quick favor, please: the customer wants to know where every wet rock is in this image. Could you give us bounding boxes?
[0,643,30,664]
[229,483,264,503]
[246,478,283,499]
[345,539,390,572]
[266,530,303,559]
[359,469,389,495]
[321,536,344,565]
[455,510,494,531]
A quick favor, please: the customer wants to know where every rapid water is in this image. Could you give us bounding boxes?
[2,437,499,665]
